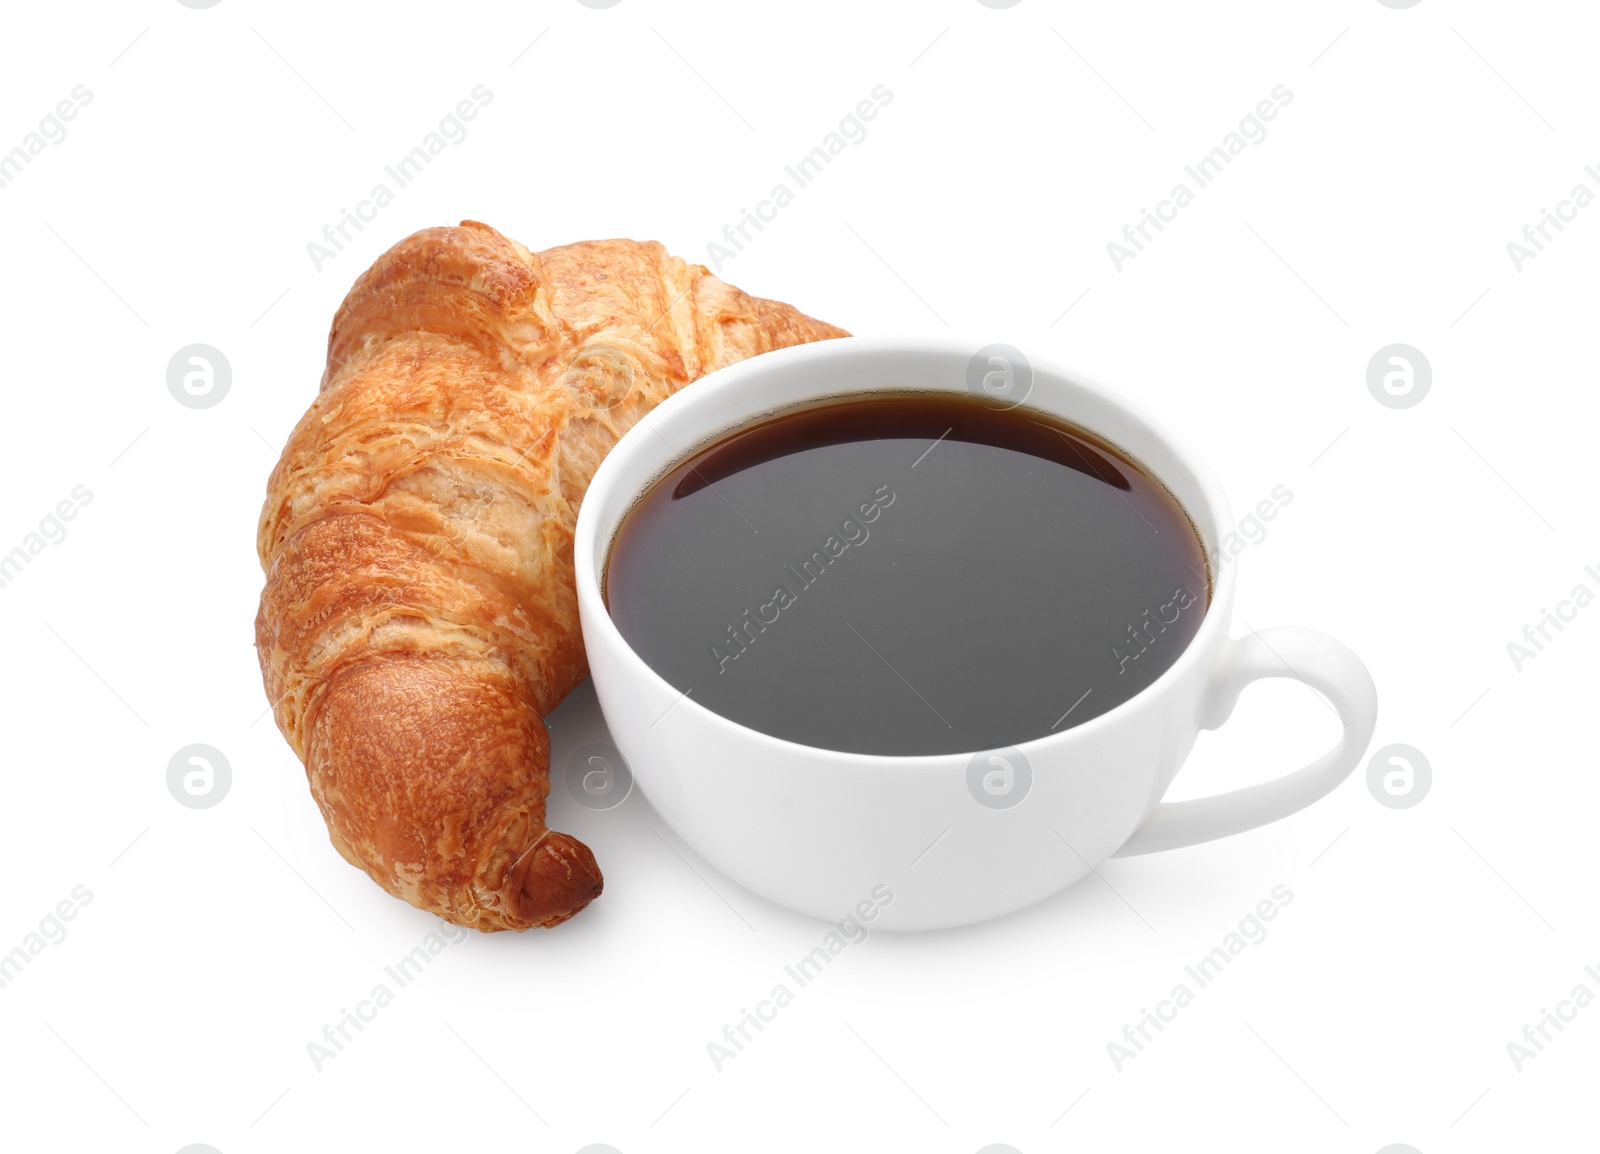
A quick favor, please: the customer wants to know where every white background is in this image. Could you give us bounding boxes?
[0,1,1593,1151]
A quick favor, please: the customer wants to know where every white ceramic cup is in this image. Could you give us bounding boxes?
[575,338,1377,930]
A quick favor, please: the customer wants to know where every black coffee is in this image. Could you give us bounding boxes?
[604,393,1209,756]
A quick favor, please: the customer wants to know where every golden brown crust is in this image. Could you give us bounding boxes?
[256,221,847,930]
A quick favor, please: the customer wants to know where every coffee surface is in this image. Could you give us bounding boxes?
[604,393,1209,756]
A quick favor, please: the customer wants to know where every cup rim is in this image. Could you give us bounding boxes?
[574,335,1237,766]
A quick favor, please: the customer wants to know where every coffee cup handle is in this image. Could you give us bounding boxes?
[1112,626,1378,857]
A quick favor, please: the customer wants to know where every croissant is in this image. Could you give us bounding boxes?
[256,221,847,930]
